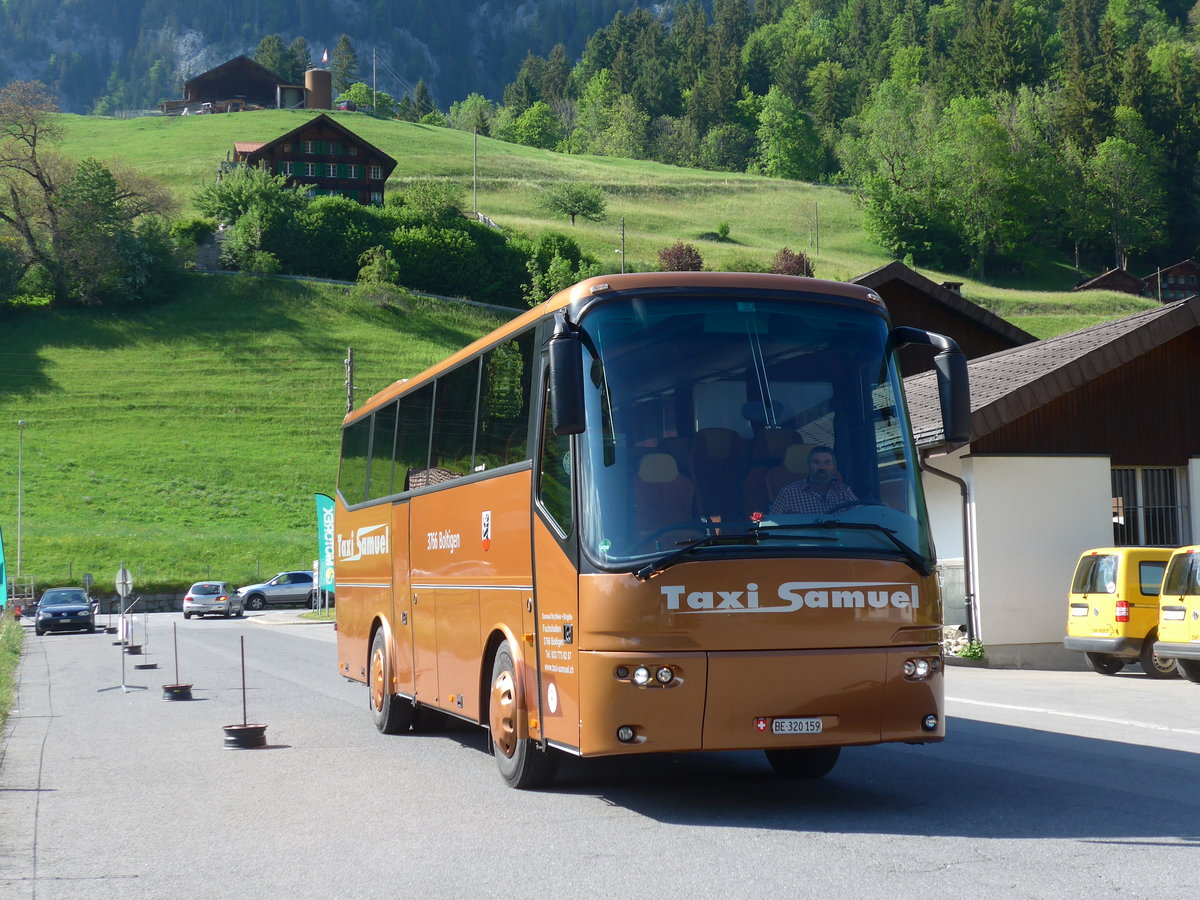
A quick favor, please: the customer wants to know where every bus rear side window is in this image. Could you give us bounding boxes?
[367,401,398,500]
[396,384,434,490]
[430,360,481,480]
[339,415,372,506]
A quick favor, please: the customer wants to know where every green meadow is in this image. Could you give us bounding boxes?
[0,276,508,592]
[0,111,1154,592]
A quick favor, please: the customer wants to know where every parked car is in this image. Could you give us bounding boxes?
[237,571,314,610]
[1153,545,1200,683]
[183,581,243,619]
[34,588,96,636]
[1063,546,1177,678]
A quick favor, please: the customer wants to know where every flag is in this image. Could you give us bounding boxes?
[321,48,329,64]
[0,525,7,610]
[315,493,335,592]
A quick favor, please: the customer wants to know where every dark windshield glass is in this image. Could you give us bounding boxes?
[574,293,930,567]
[191,584,222,595]
[42,589,88,605]
[1072,555,1118,594]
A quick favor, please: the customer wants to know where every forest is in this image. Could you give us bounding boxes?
[463,0,1200,278]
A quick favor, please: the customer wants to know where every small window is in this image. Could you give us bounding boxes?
[326,163,337,178]
[429,360,481,480]
[283,143,292,152]
[349,146,358,156]
[305,162,317,177]
[348,164,360,179]
[338,415,372,506]
[475,331,534,469]
[1139,561,1167,596]
[537,380,573,534]
[369,165,382,180]
[370,192,383,205]
[282,161,294,176]
[304,140,315,154]
[396,384,435,490]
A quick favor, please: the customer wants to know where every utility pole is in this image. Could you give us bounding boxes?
[345,348,355,414]
[473,128,478,217]
[16,420,26,578]
[372,48,377,115]
[620,217,625,273]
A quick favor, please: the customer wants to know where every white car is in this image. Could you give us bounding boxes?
[182,582,243,619]
[236,571,315,611]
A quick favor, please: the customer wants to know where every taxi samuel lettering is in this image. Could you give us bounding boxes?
[660,581,919,613]
[337,524,389,562]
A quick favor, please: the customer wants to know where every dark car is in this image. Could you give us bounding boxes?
[34,588,96,635]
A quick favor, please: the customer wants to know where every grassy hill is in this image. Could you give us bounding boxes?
[55,110,1157,338]
[0,276,509,592]
[0,111,1161,594]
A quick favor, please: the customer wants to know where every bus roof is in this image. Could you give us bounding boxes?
[344,272,885,425]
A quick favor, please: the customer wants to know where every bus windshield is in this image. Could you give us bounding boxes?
[573,292,932,570]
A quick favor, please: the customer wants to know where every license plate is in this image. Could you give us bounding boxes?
[1163,608,1186,620]
[771,717,823,735]
[1070,606,1089,617]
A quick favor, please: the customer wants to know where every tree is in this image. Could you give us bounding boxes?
[657,242,704,271]
[539,183,607,225]
[1084,136,1166,267]
[254,34,288,80]
[412,80,436,118]
[339,83,396,119]
[331,35,359,95]
[512,101,566,150]
[193,164,305,225]
[755,86,824,180]
[448,93,495,135]
[770,247,814,276]
[288,37,312,84]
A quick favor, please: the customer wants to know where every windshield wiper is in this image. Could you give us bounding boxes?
[633,530,836,582]
[755,520,932,575]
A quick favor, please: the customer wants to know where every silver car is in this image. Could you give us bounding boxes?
[236,571,314,611]
[182,582,243,619]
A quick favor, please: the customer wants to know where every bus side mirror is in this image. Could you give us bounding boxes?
[549,315,586,435]
[892,326,972,445]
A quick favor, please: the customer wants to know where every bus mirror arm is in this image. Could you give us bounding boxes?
[549,314,586,436]
[891,327,972,446]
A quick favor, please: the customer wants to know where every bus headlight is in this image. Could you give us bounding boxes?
[617,725,636,743]
[902,658,938,680]
[655,666,674,684]
[632,666,651,686]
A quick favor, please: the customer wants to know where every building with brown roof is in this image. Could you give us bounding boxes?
[905,297,1200,667]
[231,114,396,205]
[1072,267,1146,296]
[1142,259,1200,303]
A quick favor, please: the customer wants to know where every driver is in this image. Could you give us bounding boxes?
[769,445,858,515]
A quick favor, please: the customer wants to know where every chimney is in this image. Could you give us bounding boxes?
[941,281,963,296]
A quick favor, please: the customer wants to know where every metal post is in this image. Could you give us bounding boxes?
[473,128,478,216]
[16,420,26,578]
[345,347,355,414]
[620,218,625,273]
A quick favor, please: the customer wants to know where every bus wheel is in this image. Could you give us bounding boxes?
[1085,653,1125,675]
[1178,659,1200,684]
[370,631,413,734]
[764,746,841,778]
[1138,633,1178,679]
[489,645,558,789]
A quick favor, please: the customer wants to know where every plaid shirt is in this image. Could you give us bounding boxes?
[769,479,858,515]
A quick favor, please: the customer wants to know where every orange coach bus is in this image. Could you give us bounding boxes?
[333,272,970,788]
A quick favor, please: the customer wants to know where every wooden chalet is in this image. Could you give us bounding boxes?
[905,297,1200,667]
[1143,259,1200,303]
[231,114,396,205]
[851,261,1036,376]
[1072,267,1146,296]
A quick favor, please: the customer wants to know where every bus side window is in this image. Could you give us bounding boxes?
[338,413,372,506]
[538,381,573,534]
[395,383,434,491]
[476,331,535,469]
[429,359,481,480]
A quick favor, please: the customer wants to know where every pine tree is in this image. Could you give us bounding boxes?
[412,79,435,117]
[254,34,288,80]
[288,37,312,84]
[331,35,359,95]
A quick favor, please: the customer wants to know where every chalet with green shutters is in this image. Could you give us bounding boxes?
[231,114,396,205]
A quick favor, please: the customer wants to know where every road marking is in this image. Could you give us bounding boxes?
[946,696,1200,736]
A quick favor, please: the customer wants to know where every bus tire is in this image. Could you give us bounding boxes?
[489,645,558,789]
[1178,659,1200,684]
[370,630,413,734]
[1138,632,1178,679]
[1085,652,1125,675]
[764,746,841,778]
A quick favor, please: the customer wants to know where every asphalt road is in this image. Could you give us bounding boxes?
[2,611,1198,898]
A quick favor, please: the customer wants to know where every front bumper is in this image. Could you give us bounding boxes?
[37,616,94,632]
[1063,636,1141,657]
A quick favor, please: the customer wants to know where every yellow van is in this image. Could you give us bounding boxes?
[1154,546,1200,683]
[1063,547,1177,678]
